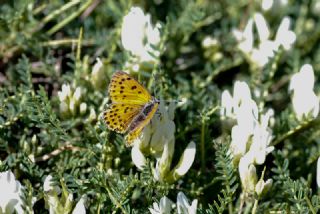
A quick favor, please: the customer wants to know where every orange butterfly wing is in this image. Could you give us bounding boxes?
[103,71,158,146]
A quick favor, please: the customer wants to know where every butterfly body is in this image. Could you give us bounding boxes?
[103,71,159,146]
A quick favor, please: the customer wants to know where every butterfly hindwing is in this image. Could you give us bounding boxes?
[108,71,152,105]
[125,102,159,146]
[103,103,143,133]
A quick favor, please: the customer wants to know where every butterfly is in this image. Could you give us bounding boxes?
[103,71,159,146]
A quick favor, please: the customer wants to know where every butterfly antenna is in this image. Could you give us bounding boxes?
[161,99,185,104]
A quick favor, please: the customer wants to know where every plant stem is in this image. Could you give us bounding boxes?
[305,195,317,214]
[252,199,258,214]
[201,117,206,172]
[104,183,128,214]
[272,117,320,146]
[47,0,93,35]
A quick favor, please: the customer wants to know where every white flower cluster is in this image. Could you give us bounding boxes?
[149,192,197,214]
[0,171,86,214]
[233,12,296,68]
[121,7,161,72]
[221,81,274,195]
[58,84,96,121]
[131,101,196,183]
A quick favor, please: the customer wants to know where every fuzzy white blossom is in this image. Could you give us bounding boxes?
[0,170,24,214]
[176,192,198,214]
[289,64,319,120]
[149,196,173,214]
[233,12,296,68]
[121,7,161,63]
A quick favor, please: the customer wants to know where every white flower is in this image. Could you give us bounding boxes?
[137,101,175,156]
[149,196,173,214]
[57,84,84,116]
[91,58,107,90]
[92,58,103,76]
[173,141,196,177]
[223,80,274,168]
[220,90,234,118]
[234,98,258,134]
[289,64,319,120]
[239,155,258,193]
[43,175,61,194]
[230,124,251,161]
[233,12,296,68]
[254,13,270,41]
[176,192,198,214]
[248,125,274,165]
[317,156,320,188]
[43,175,61,214]
[233,81,252,105]
[262,0,274,11]
[261,0,289,11]
[86,108,97,122]
[133,101,195,182]
[274,17,296,50]
[131,144,147,170]
[79,103,87,115]
[233,19,254,53]
[0,170,24,214]
[121,7,161,62]
[69,100,76,113]
[72,197,86,214]
[255,178,273,196]
[59,102,69,114]
[73,87,81,102]
[58,84,71,102]
[220,81,254,120]
[251,40,278,67]
[154,139,174,181]
[44,175,86,214]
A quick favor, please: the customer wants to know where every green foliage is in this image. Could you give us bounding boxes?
[212,139,238,214]
[1,0,320,213]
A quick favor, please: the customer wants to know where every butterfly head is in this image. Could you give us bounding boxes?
[153,97,160,103]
